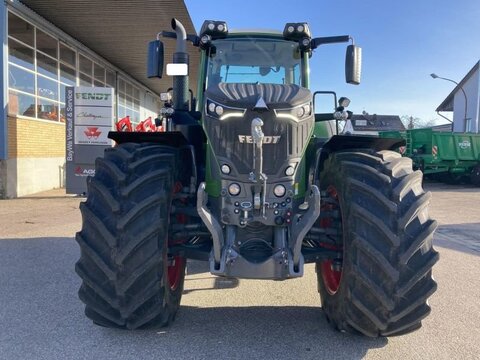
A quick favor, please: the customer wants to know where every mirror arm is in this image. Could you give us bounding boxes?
[311,35,351,49]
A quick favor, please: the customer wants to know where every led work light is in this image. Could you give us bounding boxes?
[283,22,311,41]
[200,20,229,39]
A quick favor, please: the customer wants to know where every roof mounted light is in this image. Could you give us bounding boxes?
[200,20,228,40]
[199,34,212,49]
[299,37,311,51]
[283,22,311,41]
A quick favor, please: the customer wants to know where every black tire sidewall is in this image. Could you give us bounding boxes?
[316,154,352,329]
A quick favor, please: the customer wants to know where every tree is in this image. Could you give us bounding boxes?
[401,115,436,129]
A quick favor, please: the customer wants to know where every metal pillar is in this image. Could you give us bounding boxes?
[0,1,7,160]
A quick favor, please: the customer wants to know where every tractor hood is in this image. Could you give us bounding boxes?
[202,82,314,178]
[206,83,311,109]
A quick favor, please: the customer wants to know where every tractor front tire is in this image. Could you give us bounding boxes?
[75,143,186,329]
[316,150,439,337]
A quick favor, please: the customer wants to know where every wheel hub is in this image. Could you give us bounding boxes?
[168,256,185,291]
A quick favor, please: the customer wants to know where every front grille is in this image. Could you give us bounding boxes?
[205,112,313,175]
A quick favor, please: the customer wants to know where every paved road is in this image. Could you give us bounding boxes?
[0,183,479,360]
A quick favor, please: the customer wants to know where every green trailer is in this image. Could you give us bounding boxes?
[380,128,480,185]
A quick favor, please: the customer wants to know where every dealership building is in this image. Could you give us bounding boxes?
[0,0,199,198]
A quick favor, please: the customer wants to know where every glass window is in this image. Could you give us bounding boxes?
[79,54,92,75]
[59,103,66,123]
[60,84,67,103]
[37,75,58,100]
[37,98,58,121]
[60,43,76,67]
[133,111,140,124]
[126,96,133,109]
[126,108,134,122]
[8,12,34,46]
[9,90,36,117]
[60,64,76,85]
[133,99,140,111]
[125,82,133,97]
[118,106,125,118]
[7,10,125,123]
[207,38,302,87]
[118,92,125,106]
[37,52,58,79]
[118,78,126,93]
[94,63,105,82]
[133,87,140,100]
[8,38,34,70]
[8,65,35,94]
[36,29,57,58]
[79,72,92,86]
[106,70,115,87]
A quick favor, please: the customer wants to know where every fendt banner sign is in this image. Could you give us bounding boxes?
[65,87,114,194]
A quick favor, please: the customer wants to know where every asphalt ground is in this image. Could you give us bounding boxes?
[0,182,479,360]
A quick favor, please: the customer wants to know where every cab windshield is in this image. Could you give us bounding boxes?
[206,37,302,88]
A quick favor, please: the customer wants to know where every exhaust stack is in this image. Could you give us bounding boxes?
[171,18,189,111]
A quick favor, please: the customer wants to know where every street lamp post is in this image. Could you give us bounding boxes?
[430,73,469,132]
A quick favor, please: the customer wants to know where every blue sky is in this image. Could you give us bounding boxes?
[185,0,480,124]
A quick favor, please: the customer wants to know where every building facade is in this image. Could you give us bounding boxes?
[0,0,198,198]
[436,61,480,134]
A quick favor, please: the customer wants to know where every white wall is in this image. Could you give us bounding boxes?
[453,68,479,133]
[4,157,65,198]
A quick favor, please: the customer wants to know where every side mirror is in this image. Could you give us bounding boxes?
[345,45,362,85]
[147,40,164,78]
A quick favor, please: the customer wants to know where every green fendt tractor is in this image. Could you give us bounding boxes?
[75,18,439,337]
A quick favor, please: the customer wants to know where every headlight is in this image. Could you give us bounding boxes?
[285,166,295,176]
[215,105,224,116]
[298,103,311,118]
[206,99,245,120]
[303,103,311,116]
[221,164,231,175]
[208,102,216,113]
[296,106,305,118]
[273,184,286,197]
[275,102,312,121]
[228,183,241,196]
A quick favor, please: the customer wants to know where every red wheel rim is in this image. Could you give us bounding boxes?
[167,181,186,291]
[319,185,343,295]
[321,260,342,295]
[168,256,184,291]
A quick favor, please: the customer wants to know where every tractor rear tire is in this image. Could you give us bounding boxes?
[316,150,439,337]
[75,143,186,329]
[470,165,480,186]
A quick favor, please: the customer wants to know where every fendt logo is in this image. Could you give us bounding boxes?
[458,140,471,150]
[76,92,112,101]
[238,135,281,144]
[74,166,95,177]
[84,127,102,139]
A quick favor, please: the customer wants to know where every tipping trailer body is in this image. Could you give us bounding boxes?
[380,128,480,177]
